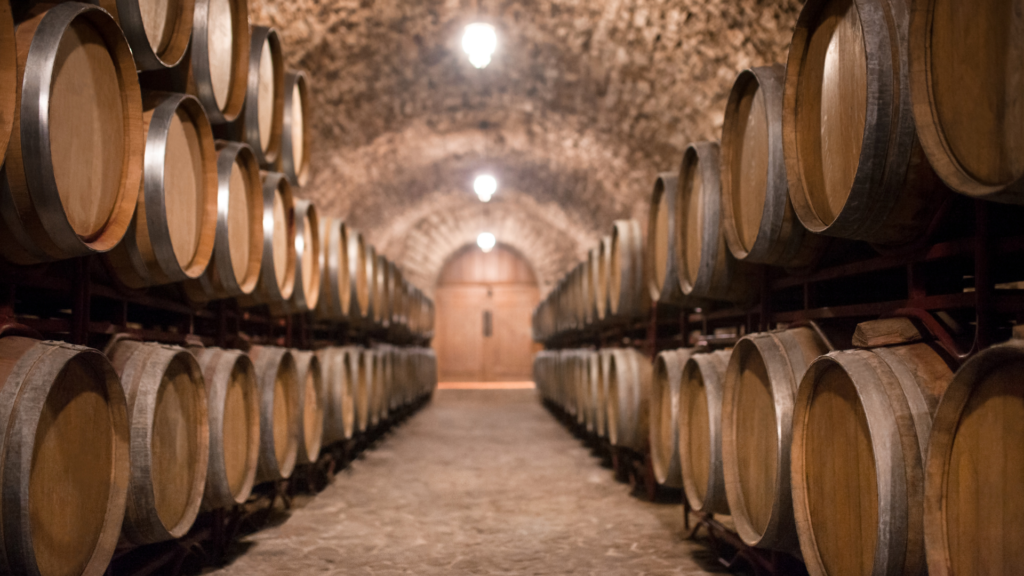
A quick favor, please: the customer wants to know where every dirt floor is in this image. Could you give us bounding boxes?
[204,389,732,575]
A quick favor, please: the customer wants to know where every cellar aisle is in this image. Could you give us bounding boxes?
[204,389,727,575]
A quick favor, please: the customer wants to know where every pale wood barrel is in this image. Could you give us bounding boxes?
[387,261,405,328]
[107,92,217,288]
[230,25,283,167]
[243,172,296,305]
[679,350,732,514]
[596,349,612,438]
[676,142,754,304]
[367,349,384,427]
[649,348,695,488]
[348,230,370,320]
[784,0,946,246]
[276,199,320,313]
[191,347,259,510]
[96,0,193,70]
[792,333,954,576]
[606,347,653,453]
[0,1,14,168]
[291,350,324,465]
[278,70,311,187]
[925,339,1024,576]
[373,254,392,327]
[179,0,249,123]
[248,345,299,482]
[316,217,350,320]
[106,339,209,545]
[722,325,831,550]
[0,336,129,576]
[354,347,372,433]
[183,141,263,301]
[721,65,826,268]
[0,3,142,265]
[378,346,394,421]
[609,219,647,319]
[573,350,588,428]
[910,0,1024,202]
[362,243,378,324]
[315,347,351,444]
[645,173,686,305]
[585,350,602,435]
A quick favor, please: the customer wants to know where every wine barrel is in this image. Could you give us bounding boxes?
[597,235,613,320]
[0,3,143,266]
[676,142,754,304]
[244,172,296,306]
[178,0,249,123]
[378,346,394,422]
[721,325,831,550]
[373,254,392,328]
[363,243,378,325]
[106,92,217,288]
[291,350,324,465]
[106,338,209,545]
[184,141,263,300]
[191,346,259,510]
[721,65,825,268]
[586,350,603,436]
[278,70,310,187]
[368,349,385,427]
[276,199,320,313]
[0,336,129,576]
[248,345,299,482]
[572,350,588,428]
[316,217,350,319]
[95,0,193,70]
[387,262,405,329]
[596,349,612,438]
[925,339,1024,576]
[910,0,1024,202]
[784,0,945,246]
[316,347,353,444]
[0,2,14,168]
[793,330,954,576]
[649,348,695,488]
[219,25,283,167]
[354,347,372,433]
[645,173,686,304]
[609,220,647,319]
[679,350,732,515]
[606,348,653,453]
[348,230,370,320]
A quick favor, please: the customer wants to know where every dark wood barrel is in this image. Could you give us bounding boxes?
[316,347,348,444]
[679,350,732,515]
[0,3,143,265]
[191,346,259,510]
[348,229,370,320]
[316,217,347,319]
[722,65,825,268]
[354,347,372,433]
[649,348,695,488]
[219,25,283,167]
[793,330,954,576]
[676,142,754,304]
[184,141,263,301]
[248,345,299,482]
[722,325,831,550]
[291,350,324,465]
[609,219,647,319]
[0,1,14,168]
[606,347,653,453]
[275,199,320,313]
[107,92,218,288]
[784,0,946,246]
[910,0,1024,202]
[243,172,296,306]
[645,173,686,304]
[278,70,311,187]
[925,339,1024,576]
[106,338,209,545]
[96,0,193,70]
[0,336,129,576]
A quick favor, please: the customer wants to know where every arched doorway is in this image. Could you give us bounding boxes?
[433,244,540,382]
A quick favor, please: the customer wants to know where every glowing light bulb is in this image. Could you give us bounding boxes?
[473,174,497,202]
[477,232,496,253]
[462,23,497,69]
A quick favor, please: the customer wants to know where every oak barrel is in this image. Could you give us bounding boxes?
[316,217,351,320]
[354,347,373,433]
[106,338,209,545]
[597,235,613,320]
[184,141,263,300]
[348,230,370,320]
[249,345,299,482]
[373,254,392,328]
[278,70,310,186]
[222,25,283,167]
[721,65,825,268]
[0,3,143,266]
[96,0,193,70]
[180,0,249,123]
[243,172,296,305]
[910,0,1024,202]
[362,243,378,325]
[106,92,217,288]
[606,347,653,453]
[721,325,830,550]
[676,142,754,304]
[0,2,14,168]
[609,220,647,319]
[679,350,732,514]
[315,347,353,444]
[924,339,1024,576]
[0,336,129,576]
[291,350,324,465]
[648,348,695,488]
[784,0,945,246]
[276,199,320,313]
[792,332,954,576]
[191,347,259,510]
[645,173,686,304]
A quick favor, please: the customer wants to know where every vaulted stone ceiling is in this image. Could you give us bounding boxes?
[250,0,802,294]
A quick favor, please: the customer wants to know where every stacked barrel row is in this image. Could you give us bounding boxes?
[0,332,436,576]
[0,0,433,335]
[539,317,1024,576]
